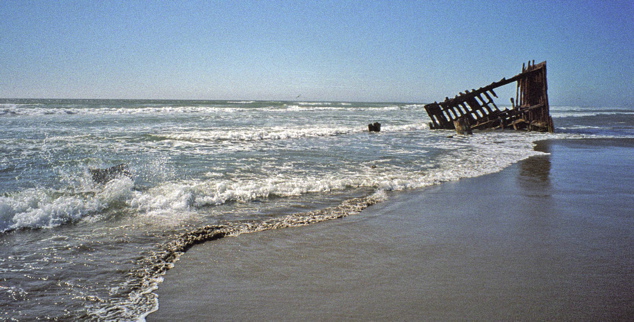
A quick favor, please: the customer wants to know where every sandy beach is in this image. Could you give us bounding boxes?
[149,138,634,321]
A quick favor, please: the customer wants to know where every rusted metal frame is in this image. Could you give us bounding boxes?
[518,61,546,107]
[441,99,476,127]
[474,95,492,115]
[519,62,552,132]
[459,102,477,122]
[424,61,551,132]
[424,103,439,128]
[461,67,543,101]
[440,102,459,123]
[445,102,465,125]
[452,100,469,116]
[446,100,464,118]
[425,102,452,129]
[465,96,486,120]
[481,91,500,113]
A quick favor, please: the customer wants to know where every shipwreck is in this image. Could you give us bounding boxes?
[424,61,554,134]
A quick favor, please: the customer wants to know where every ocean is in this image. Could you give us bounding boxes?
[1,99,632,320]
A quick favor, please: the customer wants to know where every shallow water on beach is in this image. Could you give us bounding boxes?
[152,139,634,321]
[0,99,632,320]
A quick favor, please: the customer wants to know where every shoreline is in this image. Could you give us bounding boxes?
[149,138,634,321]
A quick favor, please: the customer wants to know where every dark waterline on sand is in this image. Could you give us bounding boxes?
[151,138,634,321]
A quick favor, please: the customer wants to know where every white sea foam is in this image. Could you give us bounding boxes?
[1,129,550,233]
[0,105,243,117]
[0,105,355,116]
[297,101,332,106]
[0,104,21,116]
[153,125,360,143]
[386,123,429,131]
[0,177,134,232]
[227,101,255,104]
[117,131,547,223]
[550,106,634,118]
[283,105,403,112]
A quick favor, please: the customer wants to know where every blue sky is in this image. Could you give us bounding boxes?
[1,0,632,106]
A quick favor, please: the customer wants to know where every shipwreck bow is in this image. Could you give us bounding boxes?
[424,61,554,133]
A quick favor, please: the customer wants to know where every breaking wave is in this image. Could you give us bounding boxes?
[0,177,135,232]
[151,126,360,143]
[0,131,549,233]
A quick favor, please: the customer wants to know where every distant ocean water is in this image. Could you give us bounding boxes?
[0,99,632,320]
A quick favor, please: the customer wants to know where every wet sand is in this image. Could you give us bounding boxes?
[149,139,634,321]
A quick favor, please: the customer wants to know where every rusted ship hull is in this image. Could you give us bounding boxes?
[424,61,554,133]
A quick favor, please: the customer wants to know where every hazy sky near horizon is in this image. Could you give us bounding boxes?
[1,1,632,106]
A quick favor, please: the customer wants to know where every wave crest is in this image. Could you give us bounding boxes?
[0,177,134,232]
